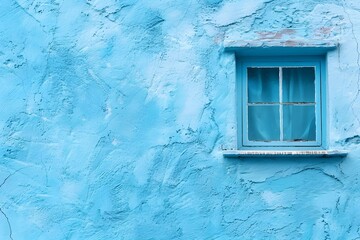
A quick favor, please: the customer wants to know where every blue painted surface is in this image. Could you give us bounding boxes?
[240,57,324,148]
[0,0,360,239]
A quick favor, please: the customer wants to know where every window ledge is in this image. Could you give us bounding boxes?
[223,150,348,158]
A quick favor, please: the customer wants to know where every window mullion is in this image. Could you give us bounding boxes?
[279,67,283,141]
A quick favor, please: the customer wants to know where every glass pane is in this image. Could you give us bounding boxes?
[248,68,279,103]
[282,67,315,103]
[283,105,316,141]
[248,106,280,141]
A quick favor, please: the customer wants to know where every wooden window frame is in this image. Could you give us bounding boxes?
[237,55,327,150]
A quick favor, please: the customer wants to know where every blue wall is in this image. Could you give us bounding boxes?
[0,0,360,239]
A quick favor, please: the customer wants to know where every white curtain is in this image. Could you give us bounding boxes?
[248,68,280,141]
[247,67,316,142]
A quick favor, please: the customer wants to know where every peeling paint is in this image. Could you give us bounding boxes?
[256,29,297,40]
[338,135,360,145]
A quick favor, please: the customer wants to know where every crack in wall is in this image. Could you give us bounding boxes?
[338,135,360,146]
[0,168,24,189]
[0,168,25,240]
[248,167,343,186]
[33,0,63,106]
[13,0,46,34]
[222,205,291,224]
[321,211,331,240]
[292,167,344,186]
[0,208,13,240]
[85,0,134,23]
[341,1,360,126]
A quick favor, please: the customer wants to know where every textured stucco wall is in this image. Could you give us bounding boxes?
[1,0,360,239]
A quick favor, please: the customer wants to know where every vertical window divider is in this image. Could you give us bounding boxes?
[279,67,283,141]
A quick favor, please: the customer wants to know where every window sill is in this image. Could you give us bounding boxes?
[223,150,348,158]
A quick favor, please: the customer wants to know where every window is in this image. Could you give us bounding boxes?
[238,56,326,149]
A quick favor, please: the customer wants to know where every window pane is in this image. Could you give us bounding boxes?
[248,68,279,103]
[283,105,316,141]
[248,106,280,141]
[282,67,315,103]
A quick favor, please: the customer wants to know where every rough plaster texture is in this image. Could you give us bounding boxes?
[0,0,360,239]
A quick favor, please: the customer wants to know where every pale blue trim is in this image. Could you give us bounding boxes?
[223,150,348,158]
[225,45,337,56]
[235,57,243,148]
[320,58,328,149]
[237,56,326,150]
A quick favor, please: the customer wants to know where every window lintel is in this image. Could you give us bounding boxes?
[224,41,337,56]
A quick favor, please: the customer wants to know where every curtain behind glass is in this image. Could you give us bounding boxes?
[283,67,316,141]
[282,67,315,103]
[248,68,279,103]
[283,105,316,141]
[247,68,280,141]
[248,106,280,141]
